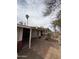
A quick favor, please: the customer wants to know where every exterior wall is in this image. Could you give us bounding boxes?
[31,29,42,38]
[31,29,48,38]
[17,28,23,52]
[17,28,19,41]
[38,31,41,37]
[17,28,23,41]
[31,29,38,38]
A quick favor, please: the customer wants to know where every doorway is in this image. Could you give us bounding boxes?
[22,28,30,48]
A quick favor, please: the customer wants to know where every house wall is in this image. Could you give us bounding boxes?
[31,29,38,38]
[38,30,41,37]
[17,28,23,41]
[17,28,23,52]
[31,29,45,38]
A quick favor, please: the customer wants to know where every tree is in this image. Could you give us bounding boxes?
[43,0,61,16]
[52,19,61,32]
[52,10,61,32]
[25,14,29,26]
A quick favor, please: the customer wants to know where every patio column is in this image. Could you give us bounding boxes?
[29,28,32,48]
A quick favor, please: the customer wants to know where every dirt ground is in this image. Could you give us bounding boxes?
[18,37,61,59]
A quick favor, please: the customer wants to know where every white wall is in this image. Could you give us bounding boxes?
[17,28,23,41]
[31,29,40,38]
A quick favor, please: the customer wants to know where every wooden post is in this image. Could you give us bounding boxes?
[29,28,32,48]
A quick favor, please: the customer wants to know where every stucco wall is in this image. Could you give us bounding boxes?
[17,28,23,41]
[31,29,41,38]
[31,30,38,38]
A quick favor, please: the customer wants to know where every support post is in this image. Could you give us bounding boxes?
[29,28,32,48]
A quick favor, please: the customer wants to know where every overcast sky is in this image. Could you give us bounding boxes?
[17,0,60,31]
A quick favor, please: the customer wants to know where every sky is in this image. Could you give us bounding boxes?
[17,0,60,31]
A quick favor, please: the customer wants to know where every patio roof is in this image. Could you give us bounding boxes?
[17,24,48,30]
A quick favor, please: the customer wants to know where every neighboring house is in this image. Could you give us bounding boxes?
[17,24,48,52]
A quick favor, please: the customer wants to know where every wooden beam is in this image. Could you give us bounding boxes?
[29,28,32,48]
